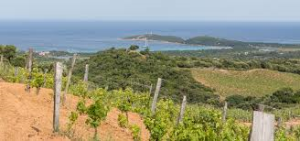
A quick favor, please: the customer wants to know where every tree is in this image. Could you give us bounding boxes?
[73,48,217,104]
[0,45,17,62]
[225,95,245,107]
[271,87,294,103]
[129,45,139,51]
[11,56,26,67]
[293,90,300,103]
[140,47,150,55]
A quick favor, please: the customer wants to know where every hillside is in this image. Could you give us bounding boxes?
[73,48,217,104]
[0,81,150,141]
[191,68,300,97]
[185,36,246,47]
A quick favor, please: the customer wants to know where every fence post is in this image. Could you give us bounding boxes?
[53,62,63,132]
[149,84,153,96]
[43,69,48,87]
[277,117,282,127]
[222,101,228,123]
[14,67,19,77]
[62,54,77,105]
[25,48,33,92]
[0,55,3,68]
[83,64,89,82]
[288,110,291,120]
[258,104,265,112]
[151,78,162,115]
[250,111,275,141]
[177,95,187,125]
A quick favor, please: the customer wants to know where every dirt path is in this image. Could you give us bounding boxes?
[0,81,150,141]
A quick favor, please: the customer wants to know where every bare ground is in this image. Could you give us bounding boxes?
[0,81,150,141]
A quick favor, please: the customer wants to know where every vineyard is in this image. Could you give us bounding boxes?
[192,68,300,97]
[1,50,300,141]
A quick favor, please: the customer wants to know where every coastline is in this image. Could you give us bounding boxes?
[119,38,233,50]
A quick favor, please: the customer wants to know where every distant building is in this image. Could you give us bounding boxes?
[38,51,50,56]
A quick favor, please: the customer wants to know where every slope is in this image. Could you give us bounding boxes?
[0,81,150,141]
[191,68,300,97]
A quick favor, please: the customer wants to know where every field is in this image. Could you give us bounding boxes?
[191,68,300,97]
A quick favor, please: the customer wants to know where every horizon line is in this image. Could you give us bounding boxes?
[1,19,300,23]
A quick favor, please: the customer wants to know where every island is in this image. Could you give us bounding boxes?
[123,34,300,49]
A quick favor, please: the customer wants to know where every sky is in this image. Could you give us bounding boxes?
[0,0,299,21]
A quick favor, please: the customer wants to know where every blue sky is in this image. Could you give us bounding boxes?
[0,0,299,21]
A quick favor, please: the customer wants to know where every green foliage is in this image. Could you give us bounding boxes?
[129,125,141,141]
[73,48,217,104]
[262,88,300,109]
[116,88,132,113]
[129,45,139,51]
[67,111,79,131]
[0,45,17,62]
[271,88,295,103]
[85,99,109,128]
[144,99,178,140]
[76,99,87,115]
[70,82,89,98]
[186,36,246,47]
[275,127,299,141]
[227,108,252,122]
[31,68,44,94]
[69,87,111,140]
[124,34,297,49]
[118,113,128,128]
[124,34,185,44]
[226,87,300,110]
[226,95,260,110]
[112,88,150,116]
[192,68,300,97]
[85,98,109,140]
[11,55,26,67]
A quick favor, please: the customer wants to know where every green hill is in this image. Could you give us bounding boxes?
[185,36,247,47]
[124,34,300,49]
[186,36,300,48]
[191,68,300,97]
[73,48,217,103]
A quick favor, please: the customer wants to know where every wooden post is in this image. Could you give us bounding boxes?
[177,95,187,125]
[0,55,3,68]
[83,64,89,82]
[149,84,153,96]
[53,62,63,132]
[14,67,19,77]
[277,117,282,127]
[151,78,162,115]
[258,104,265,112]
[250,111,275,141]
[26,48,33,92]
[62,54,77,105]
[43,69,48,87]
[222,101,228,123]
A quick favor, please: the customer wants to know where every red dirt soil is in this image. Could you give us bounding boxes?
[0,81,150,141]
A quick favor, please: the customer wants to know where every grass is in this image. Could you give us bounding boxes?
[191,68,300,97]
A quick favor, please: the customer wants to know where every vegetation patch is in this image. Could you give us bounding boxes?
[73,48,218,104]
[191,68,300,97]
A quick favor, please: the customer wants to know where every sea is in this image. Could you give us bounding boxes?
[0,21,300,52]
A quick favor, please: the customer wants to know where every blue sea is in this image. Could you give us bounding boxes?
[0,21,300,52]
